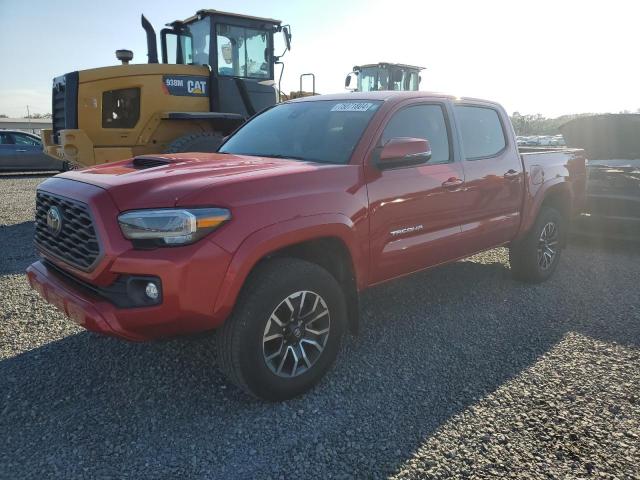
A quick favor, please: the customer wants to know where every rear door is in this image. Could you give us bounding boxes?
[452,103,524,250]
[366,100,468,284]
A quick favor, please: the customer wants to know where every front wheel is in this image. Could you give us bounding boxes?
[509,206,564,283]
[216,258,347,401]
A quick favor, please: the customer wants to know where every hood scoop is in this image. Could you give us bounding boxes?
[132,156,174,169]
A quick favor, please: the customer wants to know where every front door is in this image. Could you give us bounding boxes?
[366,102,468,284]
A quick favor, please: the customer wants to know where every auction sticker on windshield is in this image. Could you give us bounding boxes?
[330,102,377,112]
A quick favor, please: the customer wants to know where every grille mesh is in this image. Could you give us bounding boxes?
[34,191,101,271]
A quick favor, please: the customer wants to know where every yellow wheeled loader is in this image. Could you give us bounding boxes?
[42,9,291,167]
[345,63,424,92]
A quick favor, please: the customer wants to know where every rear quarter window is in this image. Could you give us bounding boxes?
[455,105,506,159]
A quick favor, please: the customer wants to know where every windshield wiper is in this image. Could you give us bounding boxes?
[227,152,334,164]
[260,153,312,161]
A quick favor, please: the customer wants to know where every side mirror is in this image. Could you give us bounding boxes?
[377,137,432,170]
[345,74,352,88]
[283,26,291,51]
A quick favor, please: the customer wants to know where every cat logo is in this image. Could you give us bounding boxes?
[162,76,209,97]
[187,80,207,95]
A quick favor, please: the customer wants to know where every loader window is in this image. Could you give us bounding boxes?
[102,88,140,129]
[165,34,193,64]
[390,69,420,91]
[162,17,210,65]
[358,67,389,92]
[216,24,270,79]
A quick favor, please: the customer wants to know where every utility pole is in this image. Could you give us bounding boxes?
[26,105,32,132]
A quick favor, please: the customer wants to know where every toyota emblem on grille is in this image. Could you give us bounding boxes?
[46,206,63,236]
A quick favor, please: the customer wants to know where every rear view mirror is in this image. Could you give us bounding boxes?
[377,137,432,170]
[283,26,291,51]
[393,70,403,83]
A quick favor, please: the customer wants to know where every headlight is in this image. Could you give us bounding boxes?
[118,208,230,247]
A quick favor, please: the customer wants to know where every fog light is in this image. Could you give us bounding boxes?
[145,282,159,300]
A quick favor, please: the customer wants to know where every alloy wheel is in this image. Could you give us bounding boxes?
[262,290,331,378]
[537,221,559,270]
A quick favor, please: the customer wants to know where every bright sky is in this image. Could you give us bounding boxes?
[1,0,638,118]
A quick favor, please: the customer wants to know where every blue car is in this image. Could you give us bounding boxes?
[0,130,66,172]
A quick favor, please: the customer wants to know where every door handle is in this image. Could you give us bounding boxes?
[441,177,464,189]
[16,149,27,152]
[504,169,520,180]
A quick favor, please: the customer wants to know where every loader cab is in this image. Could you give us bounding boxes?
[345,63,424,92]
[160,9,291,116]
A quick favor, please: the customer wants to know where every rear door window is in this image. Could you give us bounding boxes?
[381,104,451,164]
[12,133,41,146]
[454,105,506,159]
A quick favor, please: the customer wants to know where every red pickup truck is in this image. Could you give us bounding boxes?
[27,92,586,400]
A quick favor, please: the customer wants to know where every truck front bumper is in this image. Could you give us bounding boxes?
[27,240,233,341]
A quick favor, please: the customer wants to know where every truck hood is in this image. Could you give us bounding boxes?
[59,153,334,211]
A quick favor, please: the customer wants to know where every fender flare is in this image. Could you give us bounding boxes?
[212,213,365,321]
[518,178,573,240]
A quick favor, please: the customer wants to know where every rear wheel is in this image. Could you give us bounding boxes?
[510,206,564,283]
[216,258,347,401]
[165,131,224,154]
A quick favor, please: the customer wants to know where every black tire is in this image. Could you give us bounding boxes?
[509,206,565,283]
[165,132,224,154]
[216,258,347,401]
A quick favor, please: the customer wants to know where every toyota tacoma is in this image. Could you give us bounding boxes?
[27,92,587,400]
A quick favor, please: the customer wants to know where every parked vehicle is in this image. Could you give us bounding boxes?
[26,92,586,400]
[345,63,424,92]
[41,9,292,168]
[0,130,66,172]
[561,114,640,239]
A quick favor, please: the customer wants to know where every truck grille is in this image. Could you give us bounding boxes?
[51,72,79,143]
[34,191,101,271]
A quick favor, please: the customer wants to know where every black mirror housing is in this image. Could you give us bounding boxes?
[283,26,291,51]
[376,137,432,170]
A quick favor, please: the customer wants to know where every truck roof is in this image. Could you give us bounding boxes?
[287,91,501,107]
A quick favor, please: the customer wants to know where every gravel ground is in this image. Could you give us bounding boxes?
[1,174,639,479]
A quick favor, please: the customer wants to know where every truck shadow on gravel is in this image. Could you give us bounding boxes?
[1,249,639,478]
[0,221,37,275]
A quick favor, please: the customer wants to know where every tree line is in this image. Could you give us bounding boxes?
[511,109,640,136]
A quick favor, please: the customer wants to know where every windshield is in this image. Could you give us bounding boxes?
[219,100,382,164]
[216,24,270,78]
